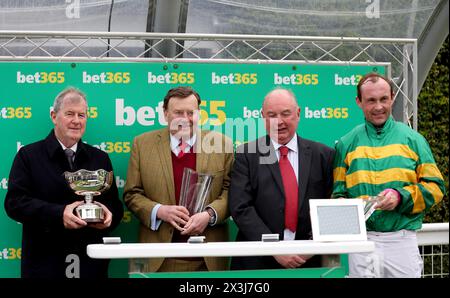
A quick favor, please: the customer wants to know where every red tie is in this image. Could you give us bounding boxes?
[177,140,188,158]
[279,146,298,232]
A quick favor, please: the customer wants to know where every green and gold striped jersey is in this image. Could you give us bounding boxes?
[332,116,446,232]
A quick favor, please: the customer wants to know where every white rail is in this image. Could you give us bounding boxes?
[87,240,375,259]
[87,223,447,259]
[417,223,449,246]
[417,223,449,278]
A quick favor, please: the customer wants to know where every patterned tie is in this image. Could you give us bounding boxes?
[279,146,298,232]
[177,140,188,158]
[64,148,75,170]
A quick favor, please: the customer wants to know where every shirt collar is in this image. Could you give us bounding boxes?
[170,133,197,151]
[56,138,78,152]
[45,130,88,161]
[270,134,298,153]
[365,115,394,138]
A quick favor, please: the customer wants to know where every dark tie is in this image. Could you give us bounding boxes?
[177,140,188,158]
[279,146,298,232]
[64,148,75,170]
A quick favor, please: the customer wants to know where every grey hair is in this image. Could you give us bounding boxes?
[263,88,298,108]
[53,87,87,113]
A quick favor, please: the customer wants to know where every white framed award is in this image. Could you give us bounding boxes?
[309,199,367,242]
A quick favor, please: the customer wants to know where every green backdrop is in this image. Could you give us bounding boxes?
[0,61,385,277]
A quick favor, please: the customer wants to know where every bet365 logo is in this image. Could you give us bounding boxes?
[0,248,21,260]
[16,71,65,84]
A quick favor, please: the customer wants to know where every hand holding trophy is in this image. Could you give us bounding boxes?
[64,169,113,223]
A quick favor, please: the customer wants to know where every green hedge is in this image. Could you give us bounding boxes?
[418,37,449,223]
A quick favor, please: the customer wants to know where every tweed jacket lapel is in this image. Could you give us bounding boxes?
[156,128,176,205]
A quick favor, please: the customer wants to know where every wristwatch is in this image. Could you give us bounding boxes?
[206,207,216,225]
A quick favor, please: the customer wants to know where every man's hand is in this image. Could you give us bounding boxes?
[63,201,87,229]
[181,211,209,236]
[274,255,313,269]
[157,205,190,232]
[89,202,113,230]
[376,189,401,211]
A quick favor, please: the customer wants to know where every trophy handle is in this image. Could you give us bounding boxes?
[102,170,114,192]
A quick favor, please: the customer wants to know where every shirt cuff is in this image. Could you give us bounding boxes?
[150,204,162,231]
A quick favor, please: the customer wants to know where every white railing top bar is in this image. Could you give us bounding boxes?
[419,222,449,232]
[87,240,375,259]
[87,222,448,259]
[417,223,449,246]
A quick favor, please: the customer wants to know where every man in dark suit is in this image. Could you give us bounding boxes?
[229,88,335,270]
[4,87,123,278]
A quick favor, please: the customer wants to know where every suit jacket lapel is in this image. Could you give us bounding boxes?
[259,136,285,197]
[157,128,176,204]
[298,136,312,212]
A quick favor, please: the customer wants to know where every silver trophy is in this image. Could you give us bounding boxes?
[179,168,214,215]
[363,195,382,220]
[64,169,113,223]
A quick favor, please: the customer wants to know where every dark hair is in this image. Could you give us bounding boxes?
[356,72,395,100]
[163,86,201,110]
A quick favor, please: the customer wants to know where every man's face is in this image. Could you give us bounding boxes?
[262,91,300,145]
[51,94,87,148]
[357,79,394,127]
[164,94,199,139]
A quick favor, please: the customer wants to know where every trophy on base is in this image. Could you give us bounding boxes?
[64,169,113,223]
[179,168,214,215]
